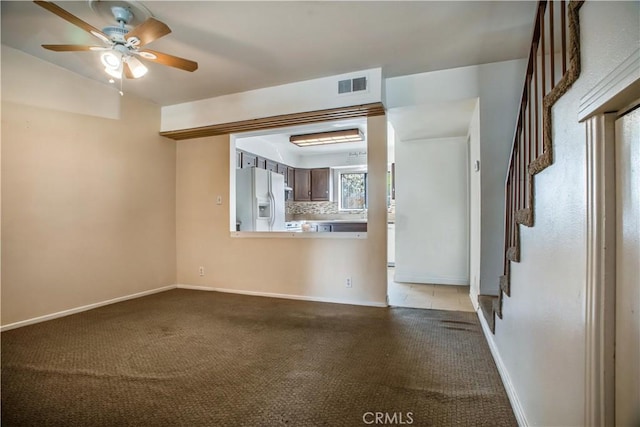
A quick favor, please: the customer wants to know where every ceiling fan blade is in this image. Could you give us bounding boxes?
[34,1,110,43]
[137,49,198,72]
[125,18,171,47]
[42,44,103,52]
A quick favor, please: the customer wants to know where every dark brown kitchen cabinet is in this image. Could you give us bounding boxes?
[391,162,396,200]
[294,169,311,201]
[331,222,367,232]
[287,168,295,187]
[311,168,330,201]
[293,168,330,201]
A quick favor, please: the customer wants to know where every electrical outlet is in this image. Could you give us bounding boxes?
[216,196,222,205]
[199,266,205,276]
[346,277,352,288]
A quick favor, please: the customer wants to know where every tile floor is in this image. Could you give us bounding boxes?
[387,268,475,312]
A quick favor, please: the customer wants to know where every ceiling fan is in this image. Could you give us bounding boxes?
[34,0,198,80]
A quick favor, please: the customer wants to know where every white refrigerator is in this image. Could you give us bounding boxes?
[236,167,285,231]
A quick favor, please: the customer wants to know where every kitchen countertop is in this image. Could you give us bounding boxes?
[288,213,394,224]
[287,219,394,225]
[304,219,367,223]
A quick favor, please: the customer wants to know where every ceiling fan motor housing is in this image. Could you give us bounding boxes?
[110,6,133,25]
[102,25,128,43]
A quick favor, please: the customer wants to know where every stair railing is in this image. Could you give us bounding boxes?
[489,0,584,331]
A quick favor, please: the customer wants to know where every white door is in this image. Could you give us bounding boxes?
[615,107,640,426]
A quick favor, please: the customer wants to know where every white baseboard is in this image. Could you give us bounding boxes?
[0,285,176,332]
[470,292,480,311]
[477,309,528,427]
[1,284,388,332]
[394,273,469,286]
[176,284,388,308]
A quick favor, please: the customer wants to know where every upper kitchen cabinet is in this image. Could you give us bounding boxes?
[294,168,311,201]
[311,168,330,201]
[287,168,295,188]
[293,168,330,201]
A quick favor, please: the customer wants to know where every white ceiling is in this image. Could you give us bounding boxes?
[388,99,479,141]
[1,1,536,107]
[2,1,535,157]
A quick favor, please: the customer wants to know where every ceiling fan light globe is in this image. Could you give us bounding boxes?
[101,51,121,69]
[128,61,148,78]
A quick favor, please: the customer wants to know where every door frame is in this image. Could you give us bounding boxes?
[582,48,640,427]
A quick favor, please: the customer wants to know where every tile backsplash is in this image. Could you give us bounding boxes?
[286,201,339,215]
[286,201,393,222]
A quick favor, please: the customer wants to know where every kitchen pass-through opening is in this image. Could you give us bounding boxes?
[229,118,371,236]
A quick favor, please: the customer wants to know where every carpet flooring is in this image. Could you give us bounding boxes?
[1,289,516,426]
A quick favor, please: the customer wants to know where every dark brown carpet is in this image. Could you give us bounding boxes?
[1,289,516,426]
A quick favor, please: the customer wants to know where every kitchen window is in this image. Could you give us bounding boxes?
[339,171,367,211]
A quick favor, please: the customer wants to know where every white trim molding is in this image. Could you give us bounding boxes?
[584,114,617,427]
[0,285,176,332]
[0,284,389,331]
[176,284,388,308]
[393,273,469,286]
[579,48,640,122]
[582,47,640,424]
[477,309,528,427]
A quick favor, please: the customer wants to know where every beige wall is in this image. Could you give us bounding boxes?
[176,116,387,306]
[1,48,177,326]
[1,46,386,326]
